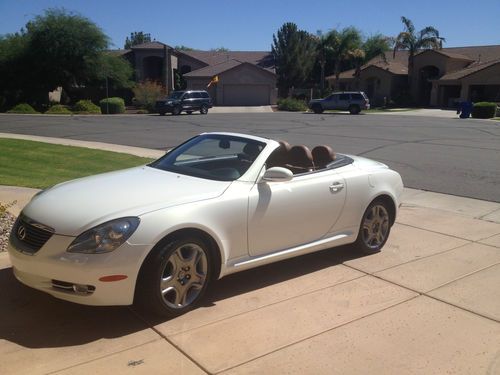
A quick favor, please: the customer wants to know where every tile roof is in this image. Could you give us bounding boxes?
[183,59,276,78]
[418,49,473,61]
[438,45,500,63]
[334,45,500,81]
[327,51,409,80]
[107,49,131,56]
[130,41,171,49]
[439,58,500,81]
[178,50,274,70]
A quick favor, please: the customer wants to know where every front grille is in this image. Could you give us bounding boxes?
[10,215,54,254]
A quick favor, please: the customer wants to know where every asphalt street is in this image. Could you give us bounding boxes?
[0,112,499,202]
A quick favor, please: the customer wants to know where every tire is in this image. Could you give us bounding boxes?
[186,111,193,115]
[172,106,182,116]
[200,104,209,114]
[349,105,360,114]
[312,104,323,114]
[135,236,213,317]
[354,199,392,255]
[159,112,166,116]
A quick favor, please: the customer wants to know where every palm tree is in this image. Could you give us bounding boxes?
[315,31,334,93]
[393,16,445,85]
[330,27,363,90]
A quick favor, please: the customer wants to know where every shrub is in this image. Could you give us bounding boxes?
[277,98,308,112]
[99,97,125,114]
[132,80,164,112]
[7,103,39,114]
[73,99,100,114]
[45,104,72,114]
[472,102,497,119]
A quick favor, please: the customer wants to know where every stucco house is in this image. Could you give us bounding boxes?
[327,45,500,107]
[114,41,277,106]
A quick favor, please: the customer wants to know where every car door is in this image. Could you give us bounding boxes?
[192,92,202,109]
[337,93,351,110]
[247,171,346,256]
[182,92,195,110]
[323,94,336,110]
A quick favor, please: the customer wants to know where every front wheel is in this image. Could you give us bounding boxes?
[172,106,182,116]
[349,105,360,114]
[354,199,392,254]
[135,236,213,317]
[312,104,323,114]
[200,105,209,114]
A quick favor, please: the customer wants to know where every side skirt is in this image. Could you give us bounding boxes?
[220,230,356,277]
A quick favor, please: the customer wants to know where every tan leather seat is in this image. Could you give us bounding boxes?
[286,145,315,174]
[242,143,262,161]
[312,145,335,169]
[266,140,291,168]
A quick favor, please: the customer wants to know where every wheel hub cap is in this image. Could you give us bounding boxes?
[159,243,208,309]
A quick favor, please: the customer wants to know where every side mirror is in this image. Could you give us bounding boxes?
[262,167,293,182]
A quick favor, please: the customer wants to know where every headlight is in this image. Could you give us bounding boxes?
[67,217,140,254]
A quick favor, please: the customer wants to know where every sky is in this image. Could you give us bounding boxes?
[1,0,499,51]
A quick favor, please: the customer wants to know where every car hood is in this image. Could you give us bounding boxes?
[22,166,231,236]
[309,99,323,104]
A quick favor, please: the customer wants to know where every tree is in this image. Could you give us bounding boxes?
[175,45,194,51]
[329,27,363,90]
[315,31,335,93]
[363,34,392,62]
[124,31,151,49]
[210,47,229,52]
[272,22,317,97]
[393,16,445,84]
[0,8,133,106]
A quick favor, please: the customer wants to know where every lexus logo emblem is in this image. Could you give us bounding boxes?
[17,225,27,240]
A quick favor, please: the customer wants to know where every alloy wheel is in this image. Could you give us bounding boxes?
[160,243,208,309]
[361,204,389,250]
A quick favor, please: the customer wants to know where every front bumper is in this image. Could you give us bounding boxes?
[7,233,150,306]
[155,102,176,113]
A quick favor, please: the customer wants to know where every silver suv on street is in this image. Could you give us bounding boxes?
[309,91,370,114]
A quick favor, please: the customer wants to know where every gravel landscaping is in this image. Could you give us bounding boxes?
[0,209,15,252]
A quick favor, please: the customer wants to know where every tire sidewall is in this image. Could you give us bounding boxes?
[136,236,213,317]
[355,199,392,254]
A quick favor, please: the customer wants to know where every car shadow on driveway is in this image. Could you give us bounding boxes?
[137,245,365,325]
[0,245,365,348]
[0,267,147,349]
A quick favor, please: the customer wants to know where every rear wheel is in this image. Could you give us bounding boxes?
[135,236,213,317]
[200,104,209,114]
[312,104,323,114]
[172,106,182,116]
[354,199,392,254]
[349,105,360,114]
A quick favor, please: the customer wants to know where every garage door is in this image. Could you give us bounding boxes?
[222,84,270,106]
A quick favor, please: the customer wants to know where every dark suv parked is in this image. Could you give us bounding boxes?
[308,91,370,114]
[156,90,213,115]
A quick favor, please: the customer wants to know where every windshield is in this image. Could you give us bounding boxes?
[149,134,266,181]
[168,91,184,100]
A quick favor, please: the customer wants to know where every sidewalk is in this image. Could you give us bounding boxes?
[1,185,499,374]
[371,108,459,118]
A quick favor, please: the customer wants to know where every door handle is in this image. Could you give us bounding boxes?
[329,182,344,193]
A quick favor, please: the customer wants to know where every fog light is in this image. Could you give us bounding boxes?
[73,284,91,294]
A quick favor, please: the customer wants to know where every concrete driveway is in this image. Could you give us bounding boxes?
[1,188,499,374]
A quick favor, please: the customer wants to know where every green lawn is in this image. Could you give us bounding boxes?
[0,138,154,189]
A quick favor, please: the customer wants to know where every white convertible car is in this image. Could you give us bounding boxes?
[8,132,403,317]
